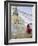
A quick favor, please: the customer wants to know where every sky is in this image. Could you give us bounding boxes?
[17,6,32,14]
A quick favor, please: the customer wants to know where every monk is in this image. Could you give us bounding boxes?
[26,24,32,34]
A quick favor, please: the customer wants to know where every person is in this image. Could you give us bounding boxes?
[26,24,32,34]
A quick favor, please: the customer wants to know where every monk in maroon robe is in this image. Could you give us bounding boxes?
[26,24,32,34]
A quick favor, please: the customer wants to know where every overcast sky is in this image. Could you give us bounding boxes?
[17,6,32,14]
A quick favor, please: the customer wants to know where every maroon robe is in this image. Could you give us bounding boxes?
[26,24,32,34]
